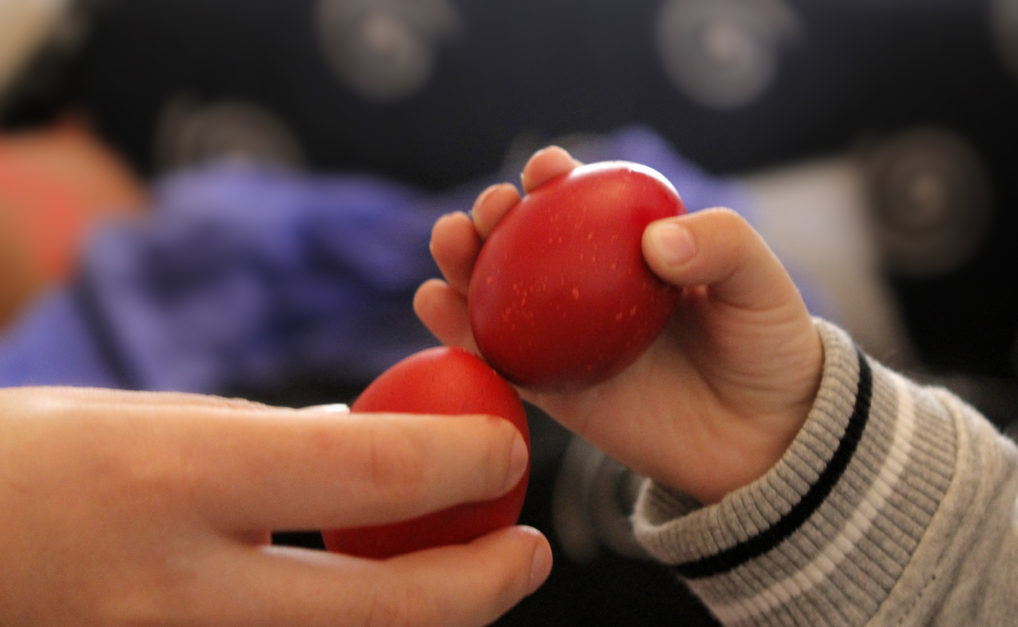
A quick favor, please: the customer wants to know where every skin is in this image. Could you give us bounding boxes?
[0,386,551,626]
[415,146,824,505]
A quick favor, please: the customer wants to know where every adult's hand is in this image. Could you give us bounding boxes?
[0,386,549,626]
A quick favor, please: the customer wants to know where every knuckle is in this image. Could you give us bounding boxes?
[6,397,180,503]
[478,418,517,494]
[361,422,432,504]
[95,557,202,625]
[708,206,749,231]
[361,583,437,627]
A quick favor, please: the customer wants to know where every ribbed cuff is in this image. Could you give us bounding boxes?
[633,319,957,625]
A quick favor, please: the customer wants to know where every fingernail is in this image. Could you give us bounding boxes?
[527,532,553,595]
[507,434,529,489]
[436,211,462,222]
[471,184,505,217]
[301,403,350,413]
[648,222,696,267]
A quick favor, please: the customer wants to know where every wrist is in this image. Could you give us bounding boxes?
[694,322,824,505]
[632,319,958,624]
[644,318,841,507]
[633,318,862,557]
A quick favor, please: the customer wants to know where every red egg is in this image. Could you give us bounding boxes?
[321,347,529,558]
[468,161,685,390]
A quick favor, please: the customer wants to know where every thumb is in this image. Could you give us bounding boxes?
[642,208,799,311]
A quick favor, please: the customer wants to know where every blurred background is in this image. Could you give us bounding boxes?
[2,0,1017,624]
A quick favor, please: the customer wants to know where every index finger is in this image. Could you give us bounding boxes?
[175,408,530,533]
[14,389,530,534]
[470,146,582,240]
[520,146,582,193]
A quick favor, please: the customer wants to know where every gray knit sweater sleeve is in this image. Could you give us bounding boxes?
[632,319,1018,625]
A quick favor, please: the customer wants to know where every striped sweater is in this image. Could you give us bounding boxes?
[633,320,1018,625]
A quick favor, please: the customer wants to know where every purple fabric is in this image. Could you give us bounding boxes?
[0,289,122,389]
[75,164,455,392]
[1,127,795,393]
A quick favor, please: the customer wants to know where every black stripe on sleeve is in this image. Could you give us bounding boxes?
[674,348,872,580]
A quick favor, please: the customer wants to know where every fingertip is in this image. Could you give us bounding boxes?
[524,145,571,165]
[430,211,474,249]
[646,208,799,310]
[471,183,514,216]
[644,220,698,272]
[520,146,582,193]
[470,525,553,597]
[412,279,476,350]
[413,278,452,331]
[429,212,481,294]
[472,183,520,238]
[505,429,530,492]
[412,278,445,317]
[299,403,350,414]
[518,526,553,595]
[378,525,553,625]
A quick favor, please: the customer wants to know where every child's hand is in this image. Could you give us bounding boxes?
[415,146,823,504]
